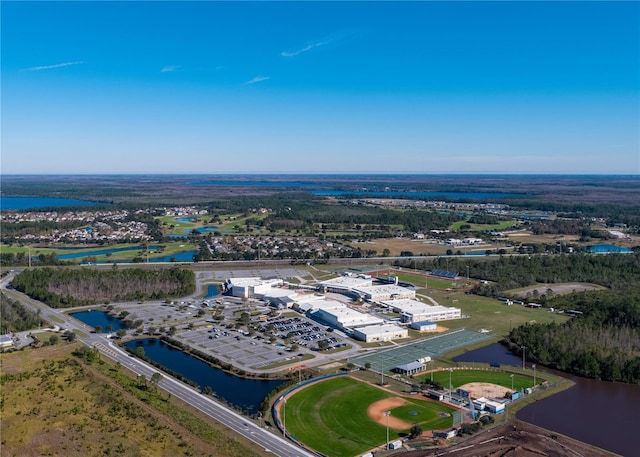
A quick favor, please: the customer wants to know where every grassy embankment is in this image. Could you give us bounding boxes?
[0,343,271,457]
[0,242,197,263]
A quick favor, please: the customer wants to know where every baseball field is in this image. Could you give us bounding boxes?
[279,376,456,457]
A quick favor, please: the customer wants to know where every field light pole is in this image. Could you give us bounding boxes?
[533,364,537,387]
[431,359,434,382]
[385,411,390,449]
[282,397,286,438]
[510,374,514,392]
[449,368,453,401]
[521,345,526,370]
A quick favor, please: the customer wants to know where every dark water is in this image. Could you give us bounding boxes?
[585,244,633,254]
[1,196,106,210]
[123,338,285,415]
[54,247,197,263]
[204,285,219,298]
[454,343,639,456]
[71,310,129,330]
[56,245,163,259]
[313,190,528,199]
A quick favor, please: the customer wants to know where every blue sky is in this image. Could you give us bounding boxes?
[2,1,639,174]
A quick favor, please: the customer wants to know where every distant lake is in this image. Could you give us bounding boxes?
[312,190,528,199]
[187,180,315,187]
[0,196,106,210]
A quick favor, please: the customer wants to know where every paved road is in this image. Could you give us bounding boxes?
[1,272,316,457]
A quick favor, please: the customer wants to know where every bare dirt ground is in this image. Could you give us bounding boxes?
[367,397,415,429]
[511,283,605,298]
[458,382,511,399]
[402,420,617,457]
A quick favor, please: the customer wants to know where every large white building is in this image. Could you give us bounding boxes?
[311,304,384,329]
[352,324,408,343]
[318,275,372,294]
[380,298,461,323]
[352,284,416,301]
[225,277,283,298]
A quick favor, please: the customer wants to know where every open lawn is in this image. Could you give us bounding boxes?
[449,220,521,232]
[423,369,536,392]
[416,290,568,337]
[282,376,455,457]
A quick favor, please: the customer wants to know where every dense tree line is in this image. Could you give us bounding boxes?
[0,292,44,333]
[397,253,640,383]
[503,292,640,383]
[11,267,195,307]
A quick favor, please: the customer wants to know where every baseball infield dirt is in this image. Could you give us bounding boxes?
[367,397,415,429]
[458,382,511,399]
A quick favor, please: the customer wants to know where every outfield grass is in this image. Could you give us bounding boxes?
[283,376,455,457]
[422,369,536,392]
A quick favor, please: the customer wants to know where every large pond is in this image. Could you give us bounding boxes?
[454,343,638,456]
[124,338,286,415]
[70,310,129,331]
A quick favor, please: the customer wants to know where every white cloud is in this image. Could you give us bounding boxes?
[281,40,329,57]
[161,65,180,73]
[242,75,270,85]
[23,61,85,71]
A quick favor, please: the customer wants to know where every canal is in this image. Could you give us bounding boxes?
[71,310,286,415]
[454,343,639,456]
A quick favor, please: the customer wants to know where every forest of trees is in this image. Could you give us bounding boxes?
[11,267,195,307]
[0,292,44,333]
[503,293,640,383]
[398,253,640,383]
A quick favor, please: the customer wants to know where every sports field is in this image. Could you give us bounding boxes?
[350,329,493,372]
[423,369,536,393]
[280,376,456,457]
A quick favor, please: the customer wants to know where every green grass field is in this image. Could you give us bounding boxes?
[423,369,537,392]
[283,376,455,457]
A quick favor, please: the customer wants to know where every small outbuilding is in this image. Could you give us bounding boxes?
[393,361,425,375]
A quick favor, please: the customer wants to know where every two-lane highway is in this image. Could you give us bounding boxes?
[1,272,317,457]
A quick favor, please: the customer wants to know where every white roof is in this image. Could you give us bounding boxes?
[228,277,282,288]
[319,276,372,289]
[353,284,414,296]
[354,324,407,336]
[316,306,383,327]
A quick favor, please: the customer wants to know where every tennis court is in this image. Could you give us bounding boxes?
[351,329,492,372]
